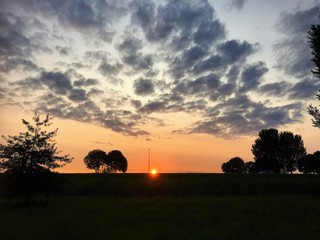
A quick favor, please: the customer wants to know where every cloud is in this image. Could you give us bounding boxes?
[8,0,129,43]
[182,95,303,138]
[130,0,225,49]
[73,78,99,87]
[258,82,290,96]
[274,4,320,78]
[134,78,155,96]
[0,0,314,139]
[40,71,73,95]
[289,78,320,99]
[226,0,248,11]
[138,101,167,114]
[218,40,257,64]
[239,61,268,93]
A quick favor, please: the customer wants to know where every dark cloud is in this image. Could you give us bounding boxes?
[68,88,87,102]
[130,0,225,49]
[227,0,248,11]
[258,82,290,96]
[191,40,257,76]
[183,95,303,138]
[138,101,167,114]
[85,51,122,78]
[193,20,226,47]
[55,46,70,56]
[40,71,73,95]
[9,0,129,43]
[218,40,257,64]
[0,58,40,73]
[134,78,155,96]
[73,78,99,87]
[131,99,142,109]
[0,12,50,73]
[274,4,320,78]
[239,61,268,93]
[174,74,220,97]
[117,35,155,75]
[289,78,320,99]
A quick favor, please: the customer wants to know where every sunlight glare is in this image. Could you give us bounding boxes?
[150,169,157,175]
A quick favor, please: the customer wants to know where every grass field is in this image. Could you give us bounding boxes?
[1,173,320,240]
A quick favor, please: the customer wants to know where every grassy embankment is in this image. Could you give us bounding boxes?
[0,173,320,240]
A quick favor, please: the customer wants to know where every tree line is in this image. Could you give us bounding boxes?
[222,128,320,174]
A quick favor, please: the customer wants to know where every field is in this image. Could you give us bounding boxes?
[1,173,320,240]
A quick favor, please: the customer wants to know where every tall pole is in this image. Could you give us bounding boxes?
[148,148,150,173]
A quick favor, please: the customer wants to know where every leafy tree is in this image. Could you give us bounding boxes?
[106,150,128,173]
[251,128,306,173]
[84,149,107,173]
[0,113,72,203]
[308,16,320,128]
[298,152,320,174]
[243,161,258,173]
[251,128,280,173]
[278,131,306,173]
[221,157,244,173]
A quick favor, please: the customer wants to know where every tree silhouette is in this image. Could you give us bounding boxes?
[243,161,257,173]
[298,152,320,174]
[252,128,306,173]
[221,157,244,173]
[84,149,107,173]
[278,131,306,173]
[106,150,128,173]
[308,16,320,128]
[0,113,72,203]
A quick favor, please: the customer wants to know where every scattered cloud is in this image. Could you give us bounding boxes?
[274,4,320,78]
[0,0,317,139]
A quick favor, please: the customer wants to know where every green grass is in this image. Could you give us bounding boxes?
[1,173,320,239]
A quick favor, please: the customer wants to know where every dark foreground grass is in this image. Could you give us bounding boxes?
[1,174,320,239]
[0,196,320,240]
[59,173,320,197]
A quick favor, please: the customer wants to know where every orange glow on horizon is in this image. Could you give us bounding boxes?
[150,169,158,175]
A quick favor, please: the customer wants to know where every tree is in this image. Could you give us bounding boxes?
[278,131,306,173]
[84,149,107,173]
[0,113,72,203]
[298,151,320,174]
[106,150,128,173]
[308,16,320,128]
[251,128,306,173]
[251,128,280,173]
[243,161,258,173]
[221,157,244,173]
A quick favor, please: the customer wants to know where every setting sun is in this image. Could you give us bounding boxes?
[150,169,158,175]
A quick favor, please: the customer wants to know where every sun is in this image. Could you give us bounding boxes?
[150,169,157,175]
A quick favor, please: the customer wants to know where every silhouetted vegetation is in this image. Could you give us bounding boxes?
[222,128,312,174]
[308,15,320,128]
[298,151,320,174]
[84,149,107,173]
[221,157,244,173]
[252,128,306,174]
[0,113,72,203]
[84,149,128,173]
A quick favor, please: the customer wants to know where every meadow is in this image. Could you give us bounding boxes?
[1,173,320,240]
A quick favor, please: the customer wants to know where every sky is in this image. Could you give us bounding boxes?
[0,0,319,173]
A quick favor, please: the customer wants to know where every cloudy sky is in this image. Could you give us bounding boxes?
[0,0,319,173]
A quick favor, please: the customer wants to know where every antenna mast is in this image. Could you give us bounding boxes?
[148,148,150,173]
